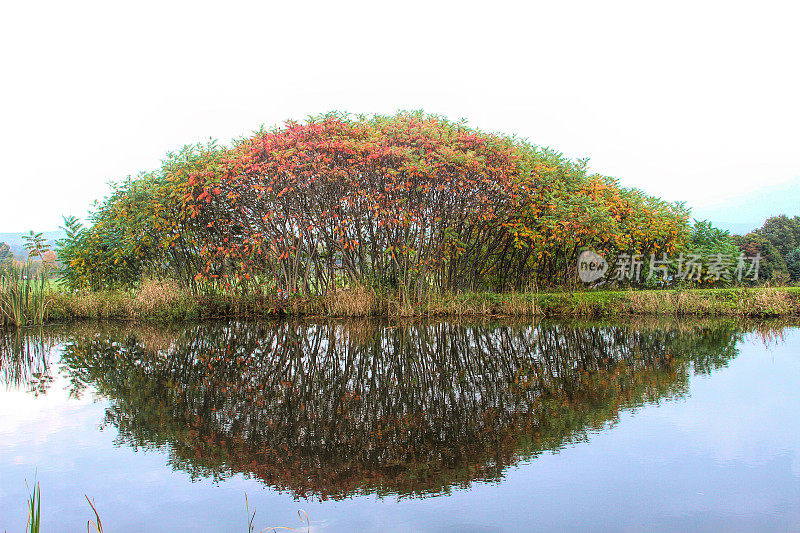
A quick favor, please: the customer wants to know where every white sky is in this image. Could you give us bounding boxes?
[1,0,799,233]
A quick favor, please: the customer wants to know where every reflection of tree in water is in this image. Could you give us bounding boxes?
[1,319,771,499]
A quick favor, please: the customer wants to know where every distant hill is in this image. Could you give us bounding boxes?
[0,230,66,259]
[692,178,800,235]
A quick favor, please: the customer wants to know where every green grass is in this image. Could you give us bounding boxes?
[30,285,800,324]
[20,482,309,532]
[3,281,798,329]
[26,481,40,533]
[0,263,52,328]
[530,286,800,318]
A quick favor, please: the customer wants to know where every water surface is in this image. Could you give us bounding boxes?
[1,319,799,531]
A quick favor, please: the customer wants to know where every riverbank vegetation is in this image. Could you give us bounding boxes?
[0,262,51,328]
[3,112,800,327]
[31,283,800,321]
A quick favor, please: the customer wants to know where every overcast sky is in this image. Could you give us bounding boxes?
[1,0,798,234]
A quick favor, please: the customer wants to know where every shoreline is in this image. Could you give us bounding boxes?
[7,286,794,328]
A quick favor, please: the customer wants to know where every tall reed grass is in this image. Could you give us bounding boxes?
[624,286,797,317]
[0,262,51,328]
[26,481,41,533]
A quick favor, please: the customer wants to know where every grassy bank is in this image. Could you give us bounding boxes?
[533,286,800,318]
[8,282,794,326]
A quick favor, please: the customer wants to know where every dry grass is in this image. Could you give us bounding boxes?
[380,290,541,318]
[128,278,191,317]
[323,287,797,319]
[10,284,798,326]
[498,293,539,316]
[46,279,192,321]
[626,291,675,314]
[736,287,794,317]
[48,290,130,319]
[326,285,380,317]
[623,287,798,317]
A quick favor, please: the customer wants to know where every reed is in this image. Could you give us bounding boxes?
[26,481,41,533]
[19,484,300,533]
[0,262,51,328]
[86,495,104,533]
[326,284,379,317]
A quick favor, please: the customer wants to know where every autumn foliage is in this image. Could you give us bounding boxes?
[61,112,690,293]
[53,320,727,499]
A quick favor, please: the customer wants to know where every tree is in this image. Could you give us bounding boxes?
[22,231,51,261]
[786,249,800,282]
[56,216,86,289]
[732,232,786,282]
[0,242,12,265]
[61,111,692,294]
[683,220,740,285]
[757,215,800,258]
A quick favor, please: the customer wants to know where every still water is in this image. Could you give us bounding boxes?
[1,319,799,531]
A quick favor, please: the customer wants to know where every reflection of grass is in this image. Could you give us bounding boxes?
[0,328,54,392]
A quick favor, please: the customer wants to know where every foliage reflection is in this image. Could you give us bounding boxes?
[1,319,771,499]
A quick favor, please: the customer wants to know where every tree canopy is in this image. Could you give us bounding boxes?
[732,214,800,283]
[59,112,692,293]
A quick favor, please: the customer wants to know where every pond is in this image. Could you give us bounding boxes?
[1,319,799,531]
